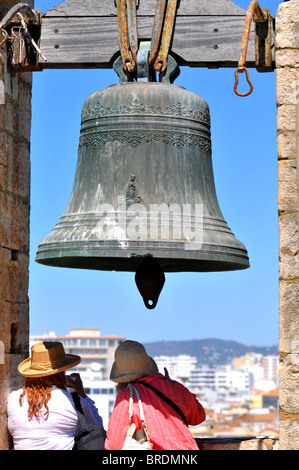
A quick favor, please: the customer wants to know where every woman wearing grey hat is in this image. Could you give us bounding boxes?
[105,340,206,450]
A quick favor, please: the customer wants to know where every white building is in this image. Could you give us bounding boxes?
[30,327,125,380]
[154,354,198,382]
[215,368,250,392]
[233,352,279,388]
[189,365,250,394]
[262,355,279,384]
[189,366,216,389]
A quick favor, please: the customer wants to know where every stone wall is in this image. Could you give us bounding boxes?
[0,1,33,450]
[276,0,299,451]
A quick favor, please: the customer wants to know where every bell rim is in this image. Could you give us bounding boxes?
[35,242,250,273]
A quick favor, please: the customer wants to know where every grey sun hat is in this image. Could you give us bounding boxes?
[110,340,158,383]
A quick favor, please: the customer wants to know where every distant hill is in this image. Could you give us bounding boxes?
[144,338,278,367]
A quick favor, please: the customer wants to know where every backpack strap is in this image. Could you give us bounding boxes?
[137,381,188,426]
[71,392,84,415]
[71,392,90,431]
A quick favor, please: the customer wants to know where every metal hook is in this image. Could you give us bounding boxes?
[234,67,254,97]
[234,0,270,97]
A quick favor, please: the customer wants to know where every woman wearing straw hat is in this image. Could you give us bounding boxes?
[105,340,206,450]
[7,341,104,450]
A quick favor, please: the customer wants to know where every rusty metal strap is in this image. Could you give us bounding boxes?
[127,0,138,63]
[149,0,167,65]
[234,0,271,97]
[153,0,178,73]
[116,0,178,74]
[116,0,135,72]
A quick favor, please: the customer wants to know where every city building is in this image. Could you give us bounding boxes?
[188,364,250,395]
[233,352,279,389]
[154,354,197,382]
[262,356,279,383]
[189,366,216,390]
[30,327,125,380]
[215,367,250,393]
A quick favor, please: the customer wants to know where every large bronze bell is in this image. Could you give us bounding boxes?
[36,49,249,308]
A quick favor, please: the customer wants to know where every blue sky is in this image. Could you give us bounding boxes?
[29,0,282,346]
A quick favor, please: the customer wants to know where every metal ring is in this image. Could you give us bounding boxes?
[234,67,254,97]
[0,29,8,46]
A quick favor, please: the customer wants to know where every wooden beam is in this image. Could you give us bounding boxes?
[38,0,275,70]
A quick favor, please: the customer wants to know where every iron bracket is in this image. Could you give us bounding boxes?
[0,4,44,72]
[113,42,180,84]
[234,1,273,96]
[254,8,273,72]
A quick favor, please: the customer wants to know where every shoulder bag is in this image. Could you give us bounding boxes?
[71,392,107,451]
[122,384,153,450]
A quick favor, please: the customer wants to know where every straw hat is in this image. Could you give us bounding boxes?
[110,340,158,383]
[18,342,81,378]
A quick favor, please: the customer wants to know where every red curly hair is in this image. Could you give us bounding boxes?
[19,372,67,419]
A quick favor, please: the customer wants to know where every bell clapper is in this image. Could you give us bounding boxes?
[135,256,165,310]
